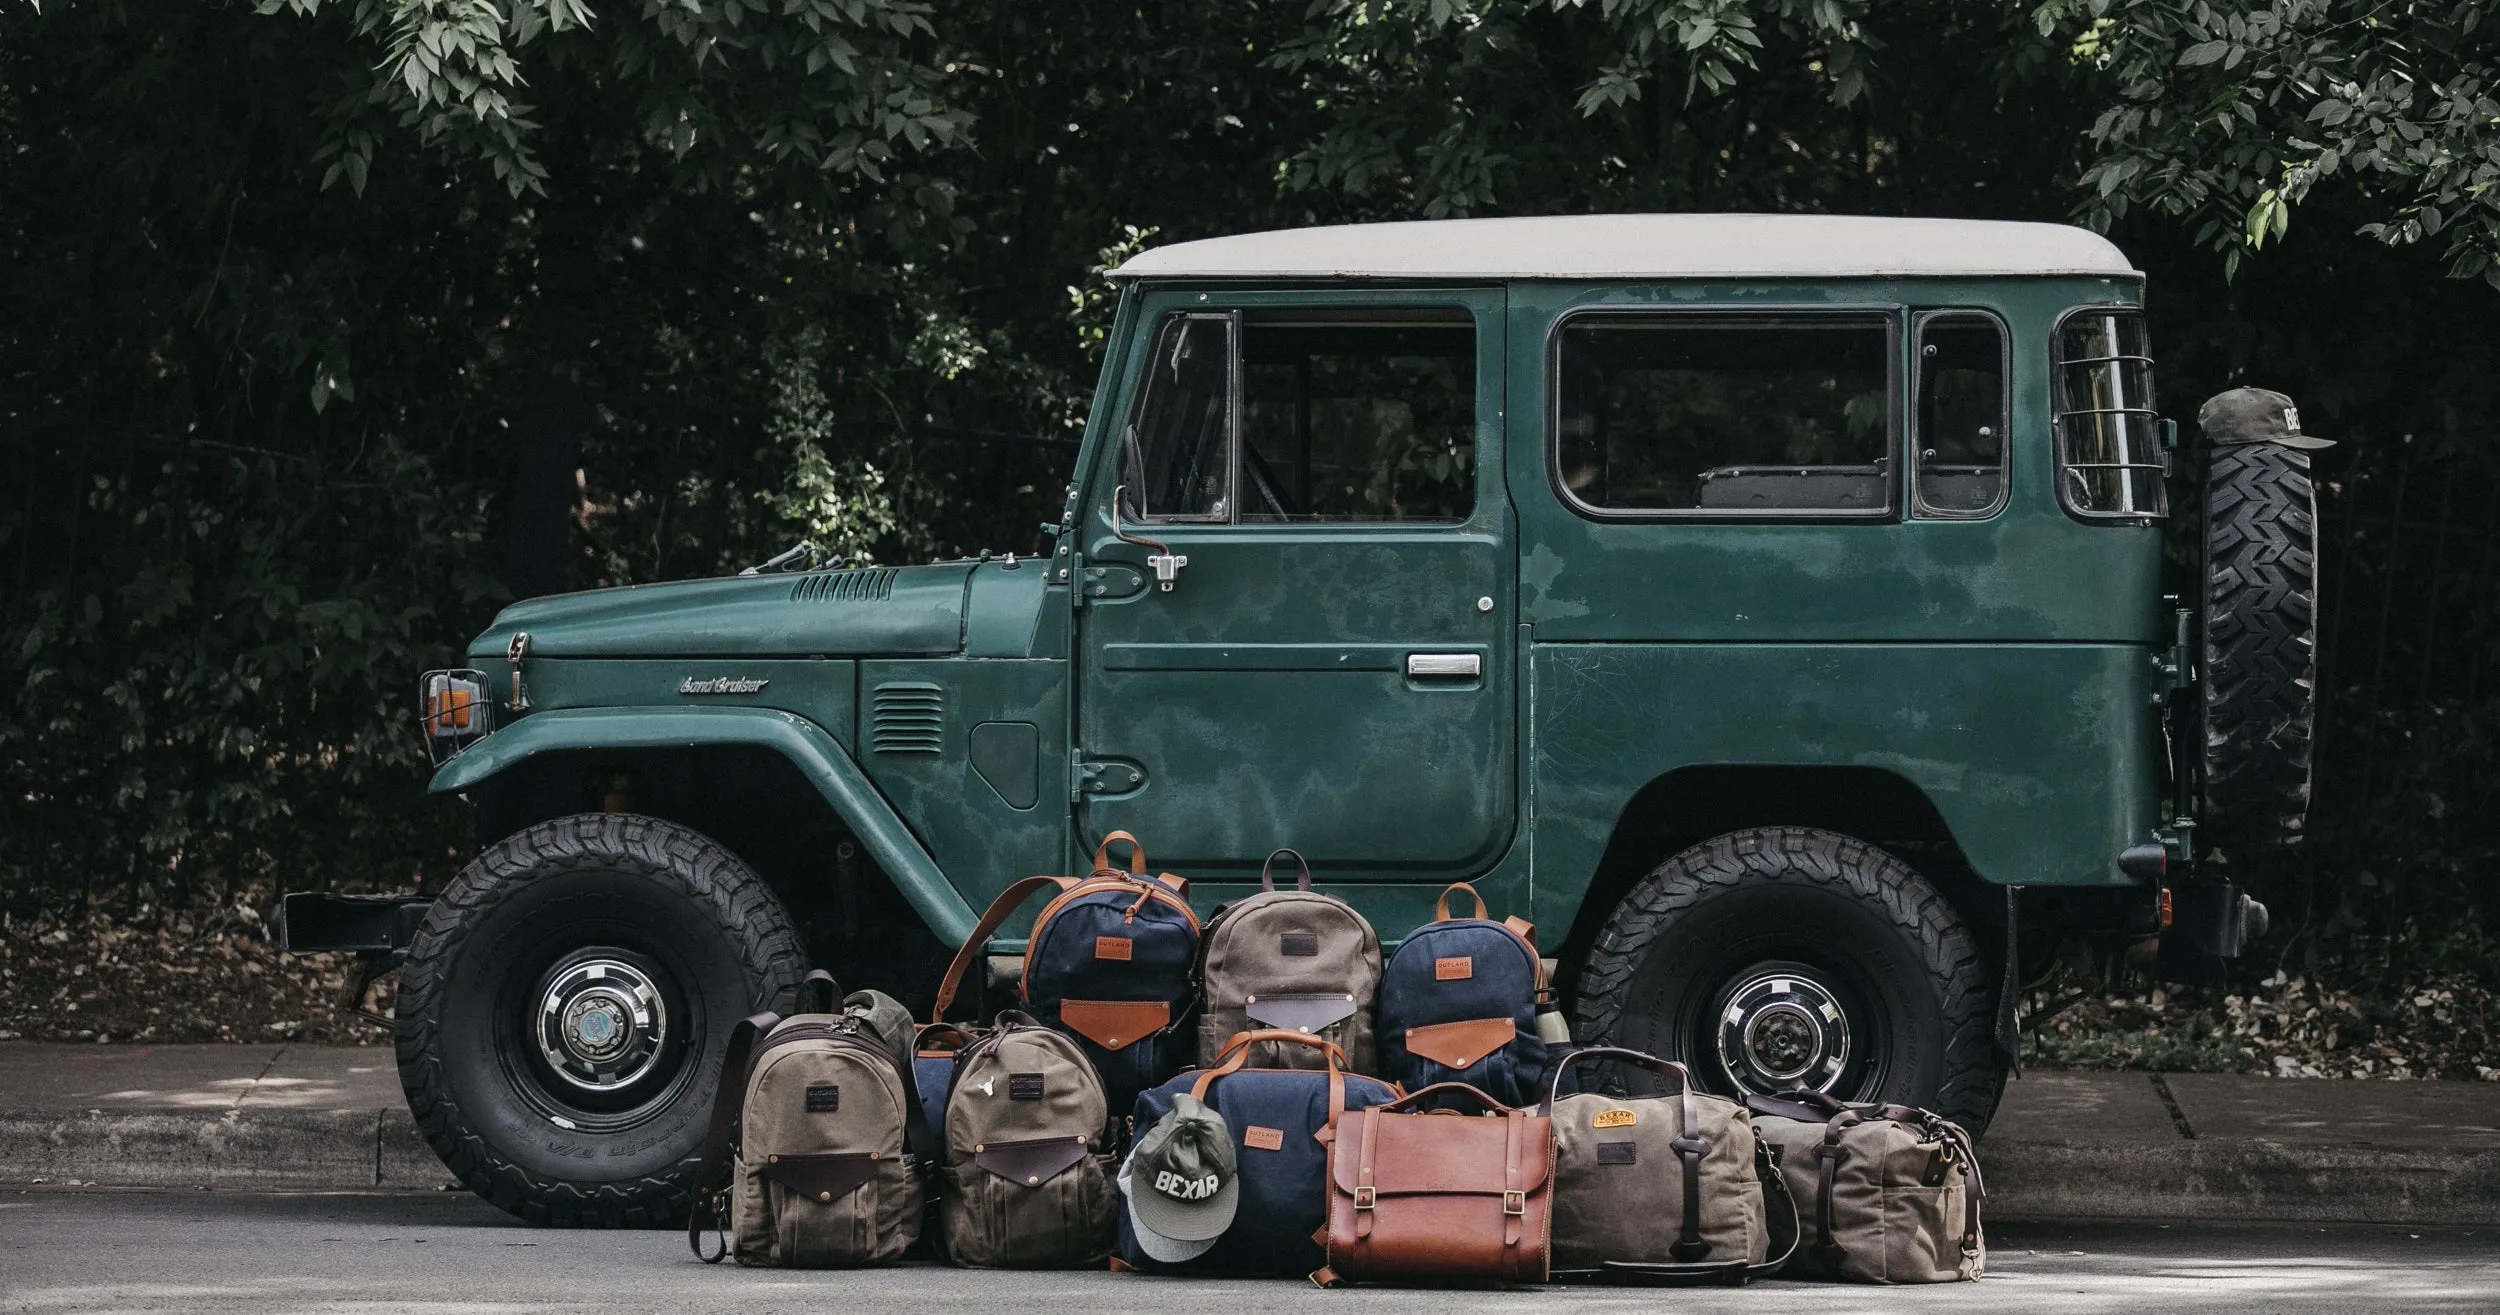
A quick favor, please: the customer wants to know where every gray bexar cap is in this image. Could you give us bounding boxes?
[2199,387,2335,450]
[1123,1092,1239,1249]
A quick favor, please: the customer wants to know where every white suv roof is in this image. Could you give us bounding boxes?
[1112,213,2138,281]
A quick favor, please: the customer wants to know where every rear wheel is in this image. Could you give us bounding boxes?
[395,813,805,1226]
[1575,827,2003,1134]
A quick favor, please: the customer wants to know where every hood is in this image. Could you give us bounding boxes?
[469,564,973,660]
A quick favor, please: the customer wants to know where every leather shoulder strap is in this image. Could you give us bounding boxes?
[932,874,1071,1023]
[686,1011,776,1262]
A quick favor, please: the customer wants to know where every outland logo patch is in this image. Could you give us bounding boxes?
[1095,936,1133,961]
[1434,956,1473,981]
[804,1084,840,1113]
[1008,1072,1045,1101]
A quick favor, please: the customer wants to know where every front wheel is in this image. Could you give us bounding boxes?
[395,814,806,1225]
[1574,827,2003,1134]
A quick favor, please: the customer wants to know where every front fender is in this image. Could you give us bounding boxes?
[429,706,977,944]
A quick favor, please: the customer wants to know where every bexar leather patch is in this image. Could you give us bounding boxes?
[1279,932,1319,957]
[1243,1125,1286,1151]
[1591,1107,1638,1130]
[1434,956,1473,981]
[1596,1141,1638,1165]
[804,1084,840,1113]
[1008,1073,1045,1101]
[1095,936,1133,961]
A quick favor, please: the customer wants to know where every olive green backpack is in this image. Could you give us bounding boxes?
[936,1011,1120,1267]
[1745,1090,1985,1283]
[1197,848,1383,1073]
[687,971,930,1267]
[1544,1047,1798,1284]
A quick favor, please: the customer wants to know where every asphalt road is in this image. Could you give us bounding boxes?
[4,1189,2497,1314]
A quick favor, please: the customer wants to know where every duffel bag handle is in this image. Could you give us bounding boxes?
[1094,830,1148,876]
[1434,881,1490,922]
[1537,1044,1694,1114]
[795,968,842,1016]
[1260,847,1312,893]
[1193,1028,1351,1140]
[1746,1088,1851,1122]
[1380,1081,1513,1115]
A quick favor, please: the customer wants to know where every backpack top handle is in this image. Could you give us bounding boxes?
[1261,847,1313,892]
[1094,829,1148,876]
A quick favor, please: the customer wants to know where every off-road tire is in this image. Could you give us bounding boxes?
[1575,827,2003,1135]
[2201,441,2318,853]
[396,813,805,1226]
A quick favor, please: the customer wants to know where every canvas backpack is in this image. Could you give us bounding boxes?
[1544,1047,1798,1284]
[1375,882,1550,1105]
[1745,1090,1985,1283]
[936,1011,1120,1268]
[926,831,1199,1115]
[1197,848,1382,1073]
[1114,1029,1401,1277]
[688,971,930,1268]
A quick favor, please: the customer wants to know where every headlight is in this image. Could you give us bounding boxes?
[419,669,494,762]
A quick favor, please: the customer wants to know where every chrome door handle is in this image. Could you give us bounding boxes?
[1406,653,1482,678]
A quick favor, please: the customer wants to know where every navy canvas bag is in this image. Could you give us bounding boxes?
[1115,1031,1400,1277]
[1376,882,1551,1106]
[925,832,1200,1119]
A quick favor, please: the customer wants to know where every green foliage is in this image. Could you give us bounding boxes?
[2034,1,2500,286]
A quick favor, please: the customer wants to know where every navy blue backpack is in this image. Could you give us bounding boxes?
[1376,882,1551,1106]
[922,832,1199,1118]
[1114,1030,1400,1277]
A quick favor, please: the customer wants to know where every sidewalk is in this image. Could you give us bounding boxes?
[4,1042,2498,1221]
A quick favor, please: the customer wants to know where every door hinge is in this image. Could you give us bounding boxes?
[1076,563,1145,604]
[1072,755,1147,800]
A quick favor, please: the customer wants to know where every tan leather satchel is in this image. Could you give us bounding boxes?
[1316,1082,1554,1286]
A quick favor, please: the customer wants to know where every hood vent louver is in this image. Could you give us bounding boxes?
[869,682,945,755]
[791,568,897,604]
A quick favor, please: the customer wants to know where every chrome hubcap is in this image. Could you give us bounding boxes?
[1716,968,1852,1094]
[535,957,668,1092]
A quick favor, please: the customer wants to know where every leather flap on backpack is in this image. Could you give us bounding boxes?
[973,1137,1090,1188]
[1404,1017,1517,1070]
[1244,993,1358,1035]
[759,1151,882,1203]
[1057,999,1170,1051]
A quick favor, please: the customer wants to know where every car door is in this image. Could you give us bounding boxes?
[1071,286,1514,880]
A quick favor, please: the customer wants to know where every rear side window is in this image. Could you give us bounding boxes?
[1554,313,1894,517]
[1914,312,2008,517]
[2054,310,2167,520]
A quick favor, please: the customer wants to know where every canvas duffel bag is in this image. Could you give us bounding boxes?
[687,971,930,1267]
[1543,1046,1796,1284]
[1197,847,1382,1073]
[936,1010,1120,1268]
[1746,1089,1985,1283]
[1376,883,1551,1105]
[1114,1028,1400,1277]
[1317,1081,1554,1287]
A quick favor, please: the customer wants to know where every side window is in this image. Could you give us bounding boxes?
[1240,315,1475,523]
[1120,313,1235,522]
[1914,313,2008,517]
[1555,313,1893,516]
[2054,310,2167,520]
[1122,308,1479,525]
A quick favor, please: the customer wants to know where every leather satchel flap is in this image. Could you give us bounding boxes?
[759,1151,882,1203]
[1404,1016,1518,1070]
[1331,1110,1554,1196]
[972,1136,1090,1188]
[1057,998,1170,1051]
[1244,993,1358,1035]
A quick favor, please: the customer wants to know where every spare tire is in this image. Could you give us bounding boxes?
[2200,440,2319,852]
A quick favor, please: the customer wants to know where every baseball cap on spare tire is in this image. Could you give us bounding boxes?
[2198,387,2336,450]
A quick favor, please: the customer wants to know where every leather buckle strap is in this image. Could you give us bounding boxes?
[1502,1189,1527,1217]
[1353,1185,1376,1210]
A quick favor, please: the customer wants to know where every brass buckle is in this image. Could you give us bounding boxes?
[1502,1189,1527,1216]
[1352,1186,1376,1210]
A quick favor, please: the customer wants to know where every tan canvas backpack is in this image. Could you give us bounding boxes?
[1746,1090,1985,1283]
[1544,1047,1797,1283]
[688,972,929,1267]
[937,1011,1119,1267]
[1198,848,1383,1072]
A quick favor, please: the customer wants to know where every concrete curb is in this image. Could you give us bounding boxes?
[1987,1138,2500,1225]
[0,1107,449,1191]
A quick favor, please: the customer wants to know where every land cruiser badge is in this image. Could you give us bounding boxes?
[679,676,768,695]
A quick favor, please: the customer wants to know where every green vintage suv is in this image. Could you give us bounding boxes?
[284,214,2315,1224]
